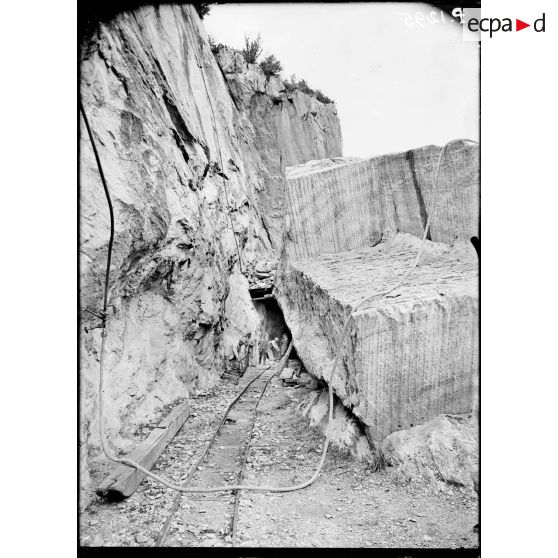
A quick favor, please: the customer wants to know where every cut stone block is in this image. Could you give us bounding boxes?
[277,143,479,441]
[276,233,478,441]
[284,142,479,262]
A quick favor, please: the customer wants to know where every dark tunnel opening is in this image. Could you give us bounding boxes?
[253,297,287,339]
[251,296,298,360]
[224,292,298,381]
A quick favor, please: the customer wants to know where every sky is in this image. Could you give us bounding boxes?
[204,2,479,158]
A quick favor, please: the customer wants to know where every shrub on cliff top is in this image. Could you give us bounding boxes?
[295,78,312,95]
[315,89,334,104]
[260,54,283,78]
[283,76,335,105]
[242,34,263,64]
[214,36,335,104]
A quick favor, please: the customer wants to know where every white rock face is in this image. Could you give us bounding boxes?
[79,4,342,504]
[215,46,343,248]
[276,145,479,442]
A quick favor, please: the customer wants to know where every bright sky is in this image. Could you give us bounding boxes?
[204,2,479,158]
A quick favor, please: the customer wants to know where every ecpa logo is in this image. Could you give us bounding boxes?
[459,8,547,40]
[468,13,546,37]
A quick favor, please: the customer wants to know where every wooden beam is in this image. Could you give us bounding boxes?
[96,400,190,500]
[250,295,271,301]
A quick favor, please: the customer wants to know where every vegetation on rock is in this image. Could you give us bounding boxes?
[194,3,211,19]
[260,54,283,78]
[242,34,263,64]
[284,76,334,104]
[212,35,334,104]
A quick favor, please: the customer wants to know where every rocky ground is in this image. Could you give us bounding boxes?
[80,365,479,548]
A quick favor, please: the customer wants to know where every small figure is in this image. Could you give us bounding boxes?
[246,333,255,369]
[238,342,246,366]
[268,337,280,361]
[259,335,269,365]
[280,333,289,357]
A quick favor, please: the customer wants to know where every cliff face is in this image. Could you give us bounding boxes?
[216,47,343,248]
[79,4,342,502]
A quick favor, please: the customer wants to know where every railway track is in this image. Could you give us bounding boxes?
[155,362,282,547]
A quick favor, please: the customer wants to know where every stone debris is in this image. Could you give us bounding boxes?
[245,259,278,290]
[381,414,478,490]
[301,389,374,462]
[278,358,321,389]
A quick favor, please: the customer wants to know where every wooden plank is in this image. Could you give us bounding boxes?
[96,400,190,500]
[250,294,274,301]
[283,378,299,386]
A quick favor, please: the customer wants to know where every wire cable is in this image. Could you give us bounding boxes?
[79,100,115,324]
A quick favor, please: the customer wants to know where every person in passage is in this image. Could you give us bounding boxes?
[252,333,259,366]
[279,333,290,357]
[238,341,246,373]
[245,333,255,369]
[268,336,280,361]
[259,334,269,365]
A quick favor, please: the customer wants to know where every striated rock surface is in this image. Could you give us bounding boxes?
[277,234,478,441]
[79,4,341,505]
[215,46,343,248]
[276,144,479,441]
[283,142,478,261]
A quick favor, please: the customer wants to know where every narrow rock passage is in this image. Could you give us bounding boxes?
[80,364,478,548]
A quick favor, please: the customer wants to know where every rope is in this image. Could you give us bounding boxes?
[84,91,477,496]
[79,100,114,325]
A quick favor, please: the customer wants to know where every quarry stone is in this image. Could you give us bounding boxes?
[276,145,479,441]
[283,143,479,261]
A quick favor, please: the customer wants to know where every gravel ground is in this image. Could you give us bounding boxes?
[80,366,479,548]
